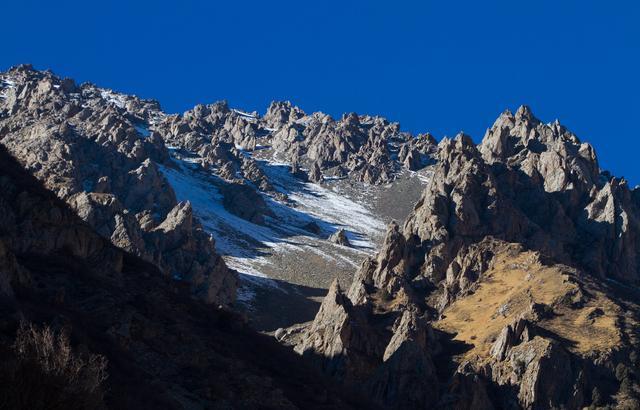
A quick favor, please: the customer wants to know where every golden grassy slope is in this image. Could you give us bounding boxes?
[434,246,621,362]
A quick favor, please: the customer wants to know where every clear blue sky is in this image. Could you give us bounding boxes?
[2,1,639,182]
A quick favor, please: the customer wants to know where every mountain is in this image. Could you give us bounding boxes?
[0,131,375,409]
[0,64,234,306]
[0,64,434,330]
[1,64,639,409]
[291,106,640,409]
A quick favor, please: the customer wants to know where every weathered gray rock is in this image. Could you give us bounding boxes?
[368,310,440,409]
[0,146,124,279]
[160,98,438,188]
[398,133,437,170]
[295,275,442,408]
[221,182,271,225]
[295,279,383,381]
[354,112,640,315]
[308,161,323,183]
[490,335,585,410]
[328,228,350,246]
[490,318,534,361]
[0,65,235,305]
[296,106,640,409]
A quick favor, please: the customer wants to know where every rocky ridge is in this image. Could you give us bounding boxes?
[262,101,437,184]
[152,99,437,189]
[0,64,434,317]
[0,65,235,305]
[292,106,640,409]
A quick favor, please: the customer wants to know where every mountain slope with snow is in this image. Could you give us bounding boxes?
[160,145,429,329]
[0,64,431,330]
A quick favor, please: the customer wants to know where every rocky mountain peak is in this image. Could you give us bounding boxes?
[437,132,482,171]
[264,100,306,129]
[514,103,535,121]
[294,105,640,409]
[480,105,600,194]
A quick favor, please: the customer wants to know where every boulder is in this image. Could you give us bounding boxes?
[329,229,350,246]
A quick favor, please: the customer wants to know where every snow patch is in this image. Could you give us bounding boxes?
[1,78,16,88]
[134,123,150,138]
[232,109,258,119]
[148,110,167,125]
[0,76,16,99]
[407,168,434,184]
[158,160,286,280]
[158,150,386,307]
[99,89,126,108]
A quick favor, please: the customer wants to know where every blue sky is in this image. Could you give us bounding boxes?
[2,1,639,182]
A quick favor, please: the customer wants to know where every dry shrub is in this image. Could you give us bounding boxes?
[0,322,108,410]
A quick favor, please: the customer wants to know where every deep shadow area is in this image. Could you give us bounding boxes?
[432,328,475,384]
[0,144,377,409]
[239,276,327,332]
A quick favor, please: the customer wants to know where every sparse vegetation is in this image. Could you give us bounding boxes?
[0,322,108,410]
[435,248,621,360]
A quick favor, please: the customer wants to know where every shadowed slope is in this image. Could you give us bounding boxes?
[0,144,375,409]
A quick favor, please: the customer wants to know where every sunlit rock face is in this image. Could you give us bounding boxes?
[293,106,640,409]
[0,65,235,305]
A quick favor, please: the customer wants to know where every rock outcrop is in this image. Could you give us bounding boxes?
[329,228,351,246]
[0,65,235,305]
[295,280,440,409]
[155,103,284,200]
[487,321,584,410]
[349,105,640,307]
[221,181,273,224]
[294,106,640,409]
[151,98,437,188]
[263,102,437,184]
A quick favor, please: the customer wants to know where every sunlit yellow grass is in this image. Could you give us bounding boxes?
[435,246,621,363]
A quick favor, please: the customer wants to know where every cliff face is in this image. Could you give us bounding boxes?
[0,65,235,305]
[294,106,640,409]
